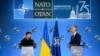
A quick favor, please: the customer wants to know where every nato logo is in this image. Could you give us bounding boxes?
[53,37,60,47]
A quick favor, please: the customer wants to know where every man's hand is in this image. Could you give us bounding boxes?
[33,42,36,48]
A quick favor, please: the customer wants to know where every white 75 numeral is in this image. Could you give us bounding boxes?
[79,1,90,13]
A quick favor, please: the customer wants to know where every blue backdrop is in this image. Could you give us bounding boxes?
[0,0,100,56]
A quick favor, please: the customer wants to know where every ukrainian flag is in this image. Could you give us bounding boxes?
[40,22,51,56]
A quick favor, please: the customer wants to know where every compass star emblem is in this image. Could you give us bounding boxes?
[18,4,29,15]
[53,37,60,47]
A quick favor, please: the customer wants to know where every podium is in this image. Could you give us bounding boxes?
[71,46,83,56]
[21,46,34,56]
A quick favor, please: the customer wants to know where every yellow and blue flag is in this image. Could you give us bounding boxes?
[40,22,51,56]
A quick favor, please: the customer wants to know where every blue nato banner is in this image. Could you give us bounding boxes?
[13,0,91,19]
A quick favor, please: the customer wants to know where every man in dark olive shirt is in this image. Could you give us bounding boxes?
[19,32,36,49]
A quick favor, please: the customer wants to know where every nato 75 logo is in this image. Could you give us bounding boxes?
[69,0,91,19]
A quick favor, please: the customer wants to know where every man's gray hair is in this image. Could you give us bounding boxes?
[71,25,78,31]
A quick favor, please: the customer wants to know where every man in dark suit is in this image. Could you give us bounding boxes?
[69,25,81,47]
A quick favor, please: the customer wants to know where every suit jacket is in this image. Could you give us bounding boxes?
[69,33,81,46]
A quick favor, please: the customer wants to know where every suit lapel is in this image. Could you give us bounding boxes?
[72,33,78,40]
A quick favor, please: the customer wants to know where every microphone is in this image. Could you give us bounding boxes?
[81,40,86,48]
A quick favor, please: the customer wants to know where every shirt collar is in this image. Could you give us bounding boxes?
[73,32,77,36]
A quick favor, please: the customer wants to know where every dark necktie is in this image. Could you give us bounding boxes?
[72,35,75,39]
